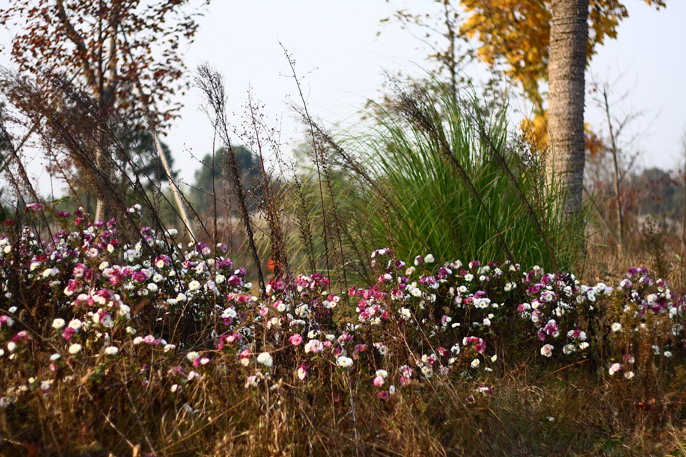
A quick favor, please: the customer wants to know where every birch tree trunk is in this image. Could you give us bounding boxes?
[547,0,589,217]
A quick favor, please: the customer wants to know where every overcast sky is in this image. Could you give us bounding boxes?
[1,0,685,193]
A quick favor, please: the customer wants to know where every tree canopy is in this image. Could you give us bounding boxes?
[0,0,209,128]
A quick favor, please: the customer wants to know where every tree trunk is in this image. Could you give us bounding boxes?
[546,0,589,217]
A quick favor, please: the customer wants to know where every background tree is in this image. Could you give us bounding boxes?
[192,145,266,217]
[0,0,208,220]
[384,0,667,217]
[119,129,177,192]
[461,0,666,217]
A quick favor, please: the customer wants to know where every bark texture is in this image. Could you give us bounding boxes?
[547,0,589,216]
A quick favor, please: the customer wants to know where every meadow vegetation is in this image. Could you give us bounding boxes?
[0,80,685,456]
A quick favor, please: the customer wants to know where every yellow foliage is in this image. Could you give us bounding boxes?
[462,0,665,147]
[461,0,665,105]
[520,113,548,152]
[520,113,607,156]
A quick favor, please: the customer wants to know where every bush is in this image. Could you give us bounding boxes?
[289,83,584,282]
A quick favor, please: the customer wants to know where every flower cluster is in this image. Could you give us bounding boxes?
[0,206,684,413]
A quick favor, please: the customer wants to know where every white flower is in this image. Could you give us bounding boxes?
[297,366,307,380]
[118,305,131,319]
[68,344,82,355]
[664,351,673,358]
[295,304,310,317]
[52,318,66,329]
[624,371,635,379]
[221,307,237,319]
[424,254,435,264]
[186,351,200,362]
[50,353,61,361]
[611,322,622,332]
[336,356,354,368]
[245,375,260,388]
[257,352,273,368]
[376,369,388,378]
[304,339,323,353]
[540,344,554,358]
[99,313,114,328]
[470,358,480,368]
[68,319,82,330]
[188,280,201,291]
[421,365,434,378]
[375,343,388,356]
[7,342,16,352]
[104,346,119,355]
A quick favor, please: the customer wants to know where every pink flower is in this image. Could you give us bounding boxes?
[373,376,385,387]
[289,334,303,346]
[62,326,76,341]
[354,344,367,354]
[609,363,622,376]
[193,356,211,368]
[462,336,486,353]
[25,203,43,211]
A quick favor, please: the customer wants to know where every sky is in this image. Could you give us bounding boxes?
[1,0,685,194]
